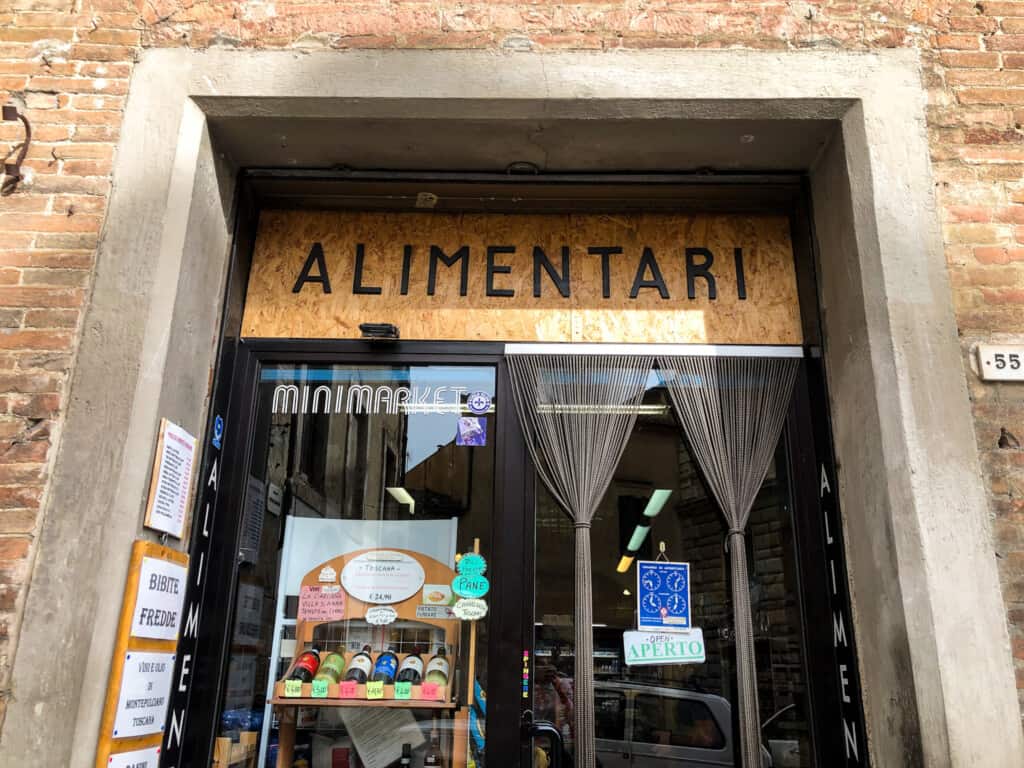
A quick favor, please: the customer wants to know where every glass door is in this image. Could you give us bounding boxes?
[214,358,521,768]
[532,371,816,768]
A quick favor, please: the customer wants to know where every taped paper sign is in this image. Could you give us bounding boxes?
[297,585,345,622]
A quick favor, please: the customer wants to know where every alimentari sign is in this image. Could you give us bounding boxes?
[242,211,802,344]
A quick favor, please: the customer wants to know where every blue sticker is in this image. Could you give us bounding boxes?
[212,414,224,449]
[466,391,492,415]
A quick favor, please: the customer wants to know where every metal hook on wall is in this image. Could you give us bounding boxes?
[3,103,32,196]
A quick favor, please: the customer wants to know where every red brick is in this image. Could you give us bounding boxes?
[0,538,30,560]
[951,16,998,33]
[948,204,994,222]
[0,509,39,535]
[988,35,1024,51]
[0,393,60,417]
[981,287,1024,303]
[936,33,983,50]
[959,87,1024,105]
[940,51,1002,68]
[975,247,1024,264]
[0,331,72,351]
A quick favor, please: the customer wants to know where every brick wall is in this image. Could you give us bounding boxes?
[2,0,1023,736]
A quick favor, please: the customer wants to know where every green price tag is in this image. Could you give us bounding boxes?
[366,680,384,700]
[311,679,329,698]
[283,679,302,698]
[395,681,412,700]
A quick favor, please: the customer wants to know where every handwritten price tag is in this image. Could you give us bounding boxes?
[283,679,302,698]
[421,681,440,701]
[395,681,412,700]
[311,679,329,698]
[366,680,384,700]
[339,680,358,698]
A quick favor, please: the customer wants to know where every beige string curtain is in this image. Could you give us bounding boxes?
[658,354,799,768]
[506,352,653,768]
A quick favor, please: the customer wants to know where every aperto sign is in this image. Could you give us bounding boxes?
[623,629,705,667]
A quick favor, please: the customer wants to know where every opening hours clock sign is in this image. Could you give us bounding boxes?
[637,560,691,632]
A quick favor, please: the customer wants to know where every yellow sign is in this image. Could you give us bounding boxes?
[366,680,385,700]
[242,211,802,345]
[94,541,189,768]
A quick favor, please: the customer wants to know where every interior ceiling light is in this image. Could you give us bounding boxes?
[615,489,673,573]
[536,404,668,415]
[385,487,416,515]
[622,589,631,596]
[643,489,673,518]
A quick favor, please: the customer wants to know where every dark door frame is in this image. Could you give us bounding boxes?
[160,171,867,768]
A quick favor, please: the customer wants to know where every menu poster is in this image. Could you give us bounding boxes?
[339,707,425,768]
[297,584,346,622]
[143,419,197,539]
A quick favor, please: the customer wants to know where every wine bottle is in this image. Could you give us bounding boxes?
[396,648,423,684]
[424,647,449,685]
[314,651,346,683]
[344,645,374,683]
[398,743,412,767]
[371,646,399,684]
[287,647,321,683]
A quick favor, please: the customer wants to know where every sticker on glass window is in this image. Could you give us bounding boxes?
[456,417,487,447]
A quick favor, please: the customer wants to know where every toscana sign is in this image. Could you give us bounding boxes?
[242,211,802,345]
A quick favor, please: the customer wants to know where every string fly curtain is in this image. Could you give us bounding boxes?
[658,355,799,768]
[506,353,653,768]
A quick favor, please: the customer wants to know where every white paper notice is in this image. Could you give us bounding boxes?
[107,746,161,768]
[130,557,187,641]
[145,420,197,539]
[339,707,425,768]
[112,651,174,739]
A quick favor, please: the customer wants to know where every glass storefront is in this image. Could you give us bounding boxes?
[209,355,823,768]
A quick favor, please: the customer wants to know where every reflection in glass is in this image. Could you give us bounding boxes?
[217,365,496,768]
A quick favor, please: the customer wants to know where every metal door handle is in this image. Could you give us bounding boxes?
[522,711,564,768]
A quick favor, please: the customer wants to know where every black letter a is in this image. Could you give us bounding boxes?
[292,242,332,294]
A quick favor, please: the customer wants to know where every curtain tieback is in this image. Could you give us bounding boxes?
[573,521,592,530]
[724,526,745,553]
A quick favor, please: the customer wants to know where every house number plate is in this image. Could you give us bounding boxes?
[978,344,1024,381]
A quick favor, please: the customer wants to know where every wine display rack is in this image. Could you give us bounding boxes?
[271,650,456,709]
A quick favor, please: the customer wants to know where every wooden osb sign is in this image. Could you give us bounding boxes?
[242,211,802,344]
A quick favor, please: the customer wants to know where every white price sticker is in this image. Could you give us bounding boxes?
[978,344,1024,382]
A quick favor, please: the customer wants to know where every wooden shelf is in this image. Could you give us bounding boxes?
[270,696,456,709]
